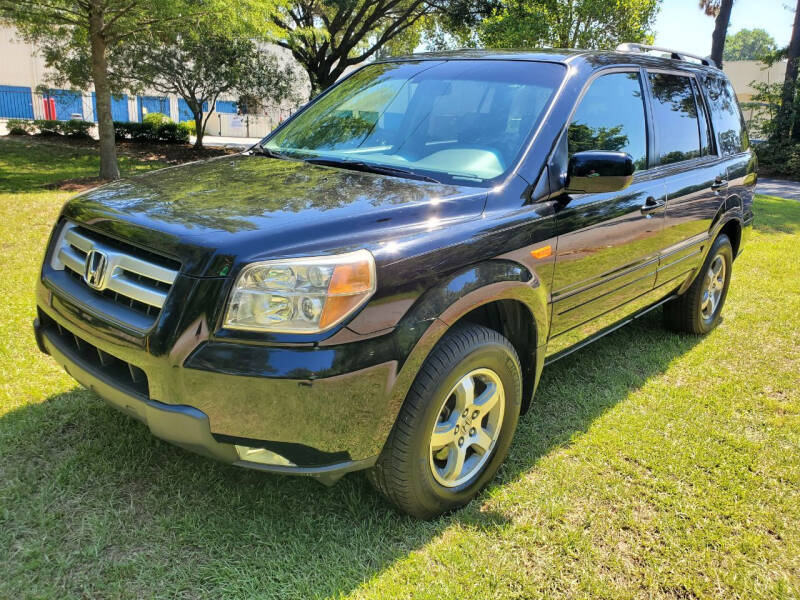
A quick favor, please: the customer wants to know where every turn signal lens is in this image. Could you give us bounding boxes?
[530,245,552,259]
[224,250,376,333]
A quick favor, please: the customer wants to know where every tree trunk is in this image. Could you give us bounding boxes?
[781,0,800,141]
[89,3,120,180]
[192,110,204,148]
[312,68,338,96]
[710,0,733,68]
[775,1,800,141]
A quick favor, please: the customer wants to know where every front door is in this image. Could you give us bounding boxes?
[547,70,667,357]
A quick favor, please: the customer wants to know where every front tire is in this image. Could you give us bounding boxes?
[664,233,733,334]
[368,324,522,519]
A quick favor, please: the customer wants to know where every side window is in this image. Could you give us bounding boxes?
[648,73,702,165]
[703,75,750,155]
[692,79,714,156]
[568,72,648,171]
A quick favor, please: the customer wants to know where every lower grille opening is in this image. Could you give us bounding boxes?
[40,311,149,398]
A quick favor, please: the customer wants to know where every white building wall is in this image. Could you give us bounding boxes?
[0,27,47,87]
[723,60,787,102]
[0,24,309,136]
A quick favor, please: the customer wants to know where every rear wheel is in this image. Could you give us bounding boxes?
[368,324,522,519]
[664,233,733,334]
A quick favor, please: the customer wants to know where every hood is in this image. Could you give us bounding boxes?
[62,154,487,276]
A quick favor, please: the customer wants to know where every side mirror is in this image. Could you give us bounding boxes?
[566,151,635,194]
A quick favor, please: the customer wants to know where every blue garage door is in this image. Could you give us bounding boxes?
[0,85,34,119]
[177,98,208,122]
[48,90,84,120]
[139,95,169,120]
[91,93,129,122]
[216,100,238,114]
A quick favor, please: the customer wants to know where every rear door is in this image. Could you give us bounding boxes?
[701,73,756,241]
[645,70,728,289]
[547,70,668,357]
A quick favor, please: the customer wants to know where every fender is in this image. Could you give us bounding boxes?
[370,260,551,451]
[677,198,744,295]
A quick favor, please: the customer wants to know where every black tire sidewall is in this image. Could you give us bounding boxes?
[406,337,522,515]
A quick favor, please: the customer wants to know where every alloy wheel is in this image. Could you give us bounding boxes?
[701,254,726,321]
[429,368,505,488]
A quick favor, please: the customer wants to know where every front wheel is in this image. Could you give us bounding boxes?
[664,233,733,334]
[368,324,522,519]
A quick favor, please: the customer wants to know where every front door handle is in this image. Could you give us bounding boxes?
[711,178,728,191]
[640,196,665,215]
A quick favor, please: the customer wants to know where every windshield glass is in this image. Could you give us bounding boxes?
[263,60,565,185]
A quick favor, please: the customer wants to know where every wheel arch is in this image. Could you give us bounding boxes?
[709,191,743,256]
[448,299,540,414]
[388,261,550,427]
[719,218,742,259]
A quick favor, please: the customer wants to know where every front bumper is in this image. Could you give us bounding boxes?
[33,286,394,484]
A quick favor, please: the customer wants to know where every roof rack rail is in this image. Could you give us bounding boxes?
[616,43,718,68]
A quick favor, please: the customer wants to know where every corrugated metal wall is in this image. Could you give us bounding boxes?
[0,85,34,118]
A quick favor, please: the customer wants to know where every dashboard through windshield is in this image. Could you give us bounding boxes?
[262,60,566,186]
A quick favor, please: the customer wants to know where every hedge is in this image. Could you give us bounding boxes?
[4,118,93,138]
[6,119,36,135]
[3,118,190,144]
[113,120,190,144]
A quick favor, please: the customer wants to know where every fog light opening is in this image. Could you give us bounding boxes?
[235,445,296,467]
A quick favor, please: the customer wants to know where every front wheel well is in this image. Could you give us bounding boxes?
[455,300,537,413]
[720,219,742,259]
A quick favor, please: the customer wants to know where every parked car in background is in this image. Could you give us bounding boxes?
[34,45,755,518]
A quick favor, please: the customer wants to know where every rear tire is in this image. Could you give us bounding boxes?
[663,233,733,334]
[368,324,522,519]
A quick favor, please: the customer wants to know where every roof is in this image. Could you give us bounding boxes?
[384,48,724,74]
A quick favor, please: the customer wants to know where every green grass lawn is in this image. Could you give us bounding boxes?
[1,138,798,599]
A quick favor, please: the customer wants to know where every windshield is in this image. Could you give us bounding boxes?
[263,60,565,186]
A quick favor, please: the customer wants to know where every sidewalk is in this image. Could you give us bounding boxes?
[756,177,800,201]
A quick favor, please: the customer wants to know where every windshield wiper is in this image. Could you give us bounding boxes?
[304,157,441,183]
[249,146,291,159]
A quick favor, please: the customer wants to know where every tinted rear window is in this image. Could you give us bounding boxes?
[703,74,749,155]
[648,73,702,165]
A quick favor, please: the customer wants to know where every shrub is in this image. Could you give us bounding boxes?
[143,112,172,127]
[5,118,35,135]
[131,122,159,143]
[113,121,158,142]
[61,119,93,138]
[112,120,190,144]
[113,121,130,141]
[33,119,62,136]
[156,122,190,144]
[181,120,197,135]
[754,141,800,179]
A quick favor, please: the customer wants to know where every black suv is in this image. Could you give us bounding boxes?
[34,46,755,518]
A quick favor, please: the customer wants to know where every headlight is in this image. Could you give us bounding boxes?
[223,250,376,333]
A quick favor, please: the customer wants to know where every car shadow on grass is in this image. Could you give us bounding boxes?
[0,310,702,598]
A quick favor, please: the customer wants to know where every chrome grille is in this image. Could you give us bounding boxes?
[50,222,179,315]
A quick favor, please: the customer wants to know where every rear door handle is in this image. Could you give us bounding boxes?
[640,196,665,215]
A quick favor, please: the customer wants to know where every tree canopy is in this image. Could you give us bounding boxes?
[270,0,496,94]
[478,0,659,50]
[118,20,298,148]
[723,28,778,62]
[0,0,200,179]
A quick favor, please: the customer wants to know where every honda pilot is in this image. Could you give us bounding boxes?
[34,46,756,518]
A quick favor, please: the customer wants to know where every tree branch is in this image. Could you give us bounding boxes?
[1,1,84,25]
